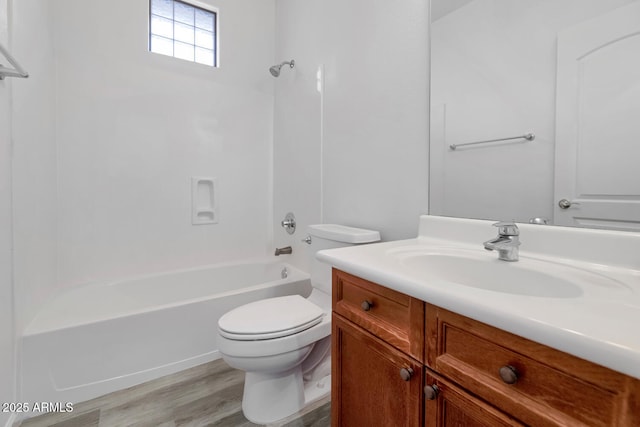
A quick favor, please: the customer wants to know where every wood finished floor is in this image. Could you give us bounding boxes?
[16,359,331,427]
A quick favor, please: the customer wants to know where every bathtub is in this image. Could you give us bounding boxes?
[21,260,311,406]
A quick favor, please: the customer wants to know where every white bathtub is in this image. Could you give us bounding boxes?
[21,260,311,406]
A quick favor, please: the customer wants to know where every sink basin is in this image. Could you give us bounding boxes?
[388,247,627,298]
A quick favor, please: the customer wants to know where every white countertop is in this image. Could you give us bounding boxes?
[317,215,640,379]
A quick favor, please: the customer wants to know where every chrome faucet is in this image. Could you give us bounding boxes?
[483,221,520,262]
[274,246,292,256]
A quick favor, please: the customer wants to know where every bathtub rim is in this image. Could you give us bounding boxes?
[24,258,310,336]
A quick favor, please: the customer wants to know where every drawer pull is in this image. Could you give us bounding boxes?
[424,384,440,400]
[499,365,519,384]
[399,368,414,381]
[361,300,373,311]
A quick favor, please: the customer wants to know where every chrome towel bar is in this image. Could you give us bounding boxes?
[449,132,534,151]
[0,43,29,80]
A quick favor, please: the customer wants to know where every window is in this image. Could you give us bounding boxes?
[149,0,217,67]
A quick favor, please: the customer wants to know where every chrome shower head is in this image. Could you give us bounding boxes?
[269,59,295,77]
[269,65,281,77]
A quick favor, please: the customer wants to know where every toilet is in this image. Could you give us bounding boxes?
[217,224,380,424]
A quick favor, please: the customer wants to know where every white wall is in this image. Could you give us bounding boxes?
[273,1,323,269]
[49,0,276,289]
[0,1,15,424]
[321,0,429,241]
[429,0,633,223]
[274,0,429,264]
[11,0,57,348]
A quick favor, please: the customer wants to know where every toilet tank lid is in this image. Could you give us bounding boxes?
[308,224,380,244]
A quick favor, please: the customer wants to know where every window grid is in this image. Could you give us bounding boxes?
[149,0,217,67]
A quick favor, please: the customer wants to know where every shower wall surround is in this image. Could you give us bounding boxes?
[9,0,277,334]
[273,0,430,270]
[11,0,57,345]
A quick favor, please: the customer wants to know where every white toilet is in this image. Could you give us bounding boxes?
[217,224,380,424]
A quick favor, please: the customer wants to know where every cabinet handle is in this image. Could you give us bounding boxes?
[361,300,373,311]
[424,384,439,400]
[499,365,519,384]
[399,368,414,381]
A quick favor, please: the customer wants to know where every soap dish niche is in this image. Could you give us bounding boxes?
[192,176,218,225]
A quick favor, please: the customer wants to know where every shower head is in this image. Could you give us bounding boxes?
[269,65,281,77]
[269,59,295,77]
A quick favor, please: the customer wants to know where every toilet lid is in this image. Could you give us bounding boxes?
[218,295,324,341]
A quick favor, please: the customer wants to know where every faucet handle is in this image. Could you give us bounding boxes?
[493,221,519,236]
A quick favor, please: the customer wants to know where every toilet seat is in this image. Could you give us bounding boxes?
[218,295,324,341]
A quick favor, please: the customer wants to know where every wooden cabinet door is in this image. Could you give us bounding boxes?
[332,314,423,427]
[424,370,523,427]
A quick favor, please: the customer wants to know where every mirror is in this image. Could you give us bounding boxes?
[429,0,640,231]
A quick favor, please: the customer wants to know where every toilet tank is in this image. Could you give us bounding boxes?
[307,224,380,294]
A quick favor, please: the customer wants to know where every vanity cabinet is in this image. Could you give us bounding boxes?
[331,269,640,427]
[332,269,425,426]
[425,305,640,427]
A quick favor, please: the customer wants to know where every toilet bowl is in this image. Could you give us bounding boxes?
[217,224,380,424]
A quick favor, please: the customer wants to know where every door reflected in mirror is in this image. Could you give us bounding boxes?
[429,0,640,231]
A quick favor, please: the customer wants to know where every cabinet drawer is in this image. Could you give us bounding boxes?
[426,305,640,427]
[333,269,424,361]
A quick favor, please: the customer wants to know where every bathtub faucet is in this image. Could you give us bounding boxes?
[274,246,293,256]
